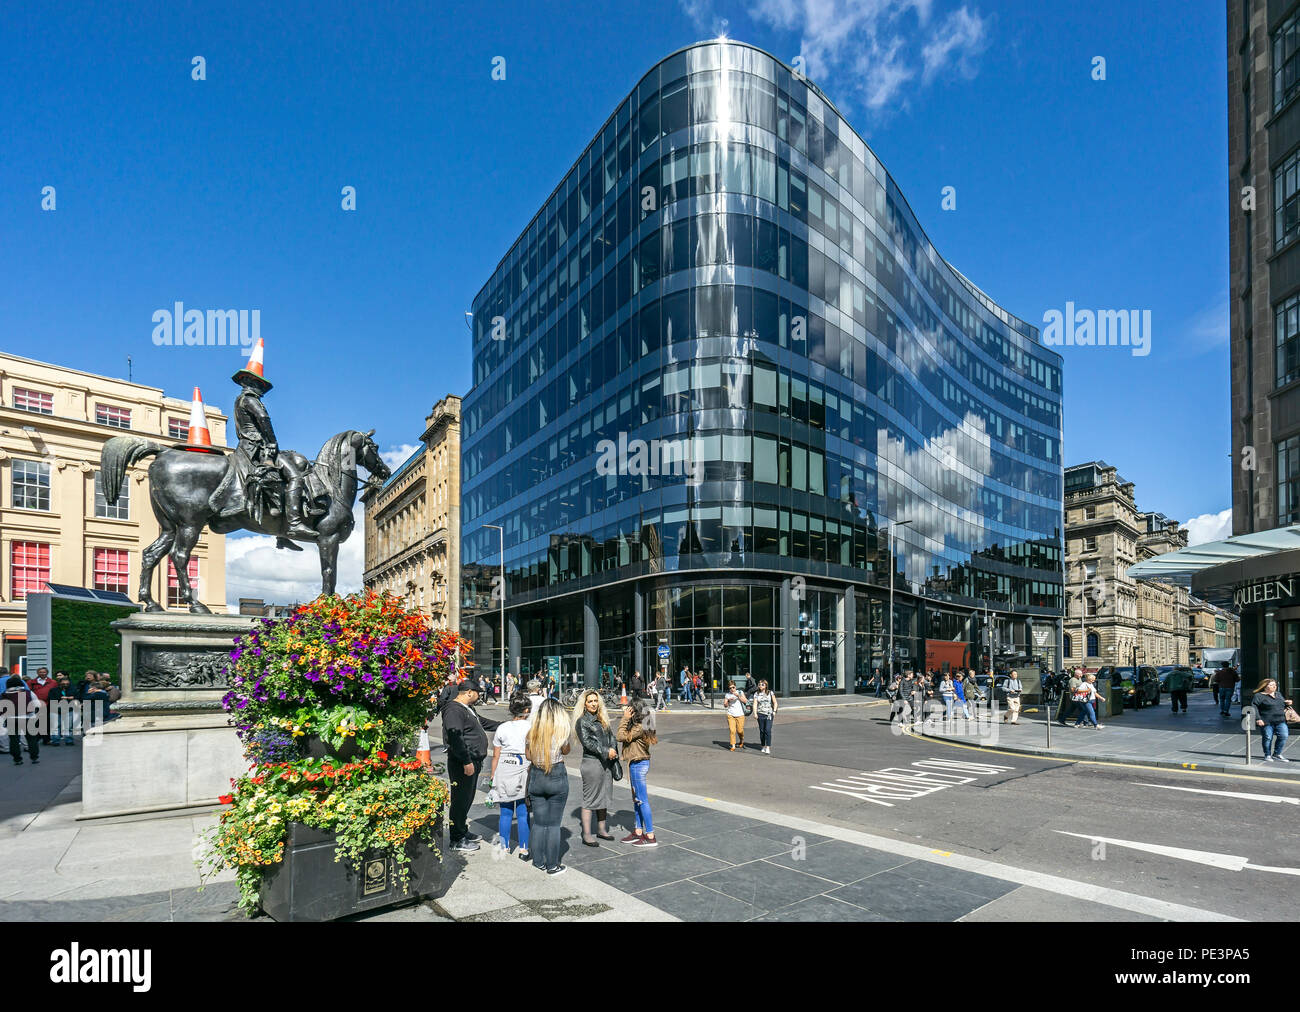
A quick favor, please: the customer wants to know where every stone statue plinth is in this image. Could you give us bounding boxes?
[80,613,255,820]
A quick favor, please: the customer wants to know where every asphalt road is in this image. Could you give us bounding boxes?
[639,701,1300,921]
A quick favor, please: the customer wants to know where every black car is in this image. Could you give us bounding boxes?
[1094,665,1160,707]
[974,674,1010,704]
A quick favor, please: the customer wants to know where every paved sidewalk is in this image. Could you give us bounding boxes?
[0,740,668,923]
[918,688,1300,778]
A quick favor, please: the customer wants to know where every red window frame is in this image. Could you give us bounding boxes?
[12,387,53,414]
[93,548,129,594]
[95,404,132,429]
[166,557,200,607]
[10,541,50,599]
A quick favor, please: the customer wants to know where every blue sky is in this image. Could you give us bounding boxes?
[1,0,1230,598]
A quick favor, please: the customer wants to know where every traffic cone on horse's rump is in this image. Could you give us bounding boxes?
[174,387,224,454]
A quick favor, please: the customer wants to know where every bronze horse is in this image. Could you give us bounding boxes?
[100,429,391,613]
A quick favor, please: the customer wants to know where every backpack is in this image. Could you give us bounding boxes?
[488,753,530,804]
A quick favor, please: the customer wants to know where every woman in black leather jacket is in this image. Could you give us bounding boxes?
[573,690,617,845]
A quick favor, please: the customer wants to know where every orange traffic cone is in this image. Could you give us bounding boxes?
[417,727,432,770]
[175,387,223,453]
[245,338,265,377]
[620,684,628,705]
[231,337,273,393]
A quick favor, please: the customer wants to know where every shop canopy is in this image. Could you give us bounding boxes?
[1127,525,1300,608]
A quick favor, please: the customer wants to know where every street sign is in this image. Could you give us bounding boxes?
[545,656,560,679]
[657,644,671,660]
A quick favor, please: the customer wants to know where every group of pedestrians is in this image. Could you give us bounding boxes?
[888,667,1013,725]
[717,674,778,753]
[440,673,661,878]
[1058,668,1108,729]
[677,665,707,704]
[3,667,119,765]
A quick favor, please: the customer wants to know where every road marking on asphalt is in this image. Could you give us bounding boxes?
[809,758,1015,807]
[1133,782,1300,805]
[1054,831,1300,877]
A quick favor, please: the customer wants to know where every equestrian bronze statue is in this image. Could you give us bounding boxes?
[99,342,391,612]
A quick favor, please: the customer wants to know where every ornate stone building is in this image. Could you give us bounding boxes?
[1188,597,1240,667]
[362,394,461,630]
[1064,461,1193,669]
[0,352,228,671]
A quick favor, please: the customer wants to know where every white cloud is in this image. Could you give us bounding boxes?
[921,6,988,83]
[682,0,734,34]
[223,503,366,608]
[382,443,420,470]
[707,0,987,115]
[1180,293,1229,358]
[1185,508,1232,546]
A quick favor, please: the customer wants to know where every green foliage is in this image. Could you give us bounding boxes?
[50,598,135,682]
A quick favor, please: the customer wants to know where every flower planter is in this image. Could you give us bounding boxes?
[258,815,447,922]
[303,734,367,763]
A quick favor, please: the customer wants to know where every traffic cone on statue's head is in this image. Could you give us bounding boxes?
[231,338,272,393]
[174,387,225,453]
[416,727,432,770]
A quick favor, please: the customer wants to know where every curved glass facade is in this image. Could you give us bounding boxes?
[462,41,1064,694]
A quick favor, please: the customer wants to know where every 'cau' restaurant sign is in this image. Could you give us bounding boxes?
[1233,577,1300,608]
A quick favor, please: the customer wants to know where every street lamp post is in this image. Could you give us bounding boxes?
[1078,562,1088,674]
[483,523,505,691]
[888,519,913,683]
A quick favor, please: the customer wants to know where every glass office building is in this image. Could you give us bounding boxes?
[462,41,1064,696]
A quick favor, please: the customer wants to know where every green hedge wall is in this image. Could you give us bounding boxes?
[51,598,136,684]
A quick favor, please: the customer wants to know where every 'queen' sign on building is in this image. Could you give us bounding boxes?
[1232,577,1299,609]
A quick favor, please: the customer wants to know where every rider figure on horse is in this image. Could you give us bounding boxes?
[228,344,315,548]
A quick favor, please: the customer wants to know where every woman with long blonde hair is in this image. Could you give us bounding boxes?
[573,688,617,846]
[525,698,573,875]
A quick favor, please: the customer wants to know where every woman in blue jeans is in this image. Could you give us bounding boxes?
[1252,678,1294,762]
[753,680,777,754]
[617,698,658,846]
[525,698,573,875]
[489,695,533,857]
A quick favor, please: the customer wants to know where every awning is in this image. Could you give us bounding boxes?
[1128,525,1300,608]
[1128,526,1300,581]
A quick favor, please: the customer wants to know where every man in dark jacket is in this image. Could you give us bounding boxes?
[440,679,501,852]
[1213,663,1238,716]
[895,671,916,725]
[1167,667,1192,714]
[629,669,648,701]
